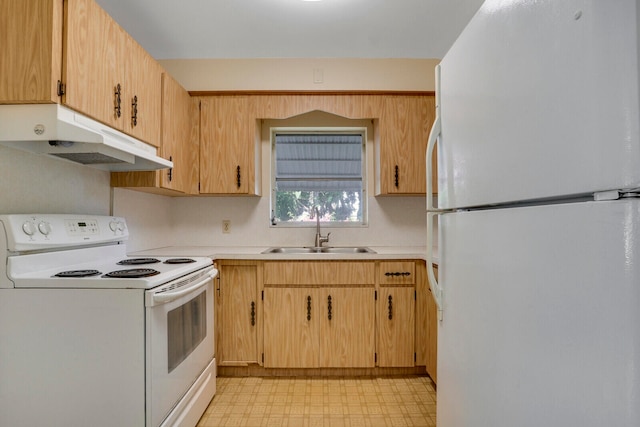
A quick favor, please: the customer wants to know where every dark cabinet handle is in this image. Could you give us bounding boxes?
[384,271,411,277]
[236,165,241,188]
[167,156,173,182]
[114,84,122,118]
[131,95,138,127]
[306,295,311,321]
[388,295,393,320]
[327,295,332,321]
[250,301,255,326]
[394,165,399,187]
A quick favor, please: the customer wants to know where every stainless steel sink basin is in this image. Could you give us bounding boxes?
[262,246,376,254]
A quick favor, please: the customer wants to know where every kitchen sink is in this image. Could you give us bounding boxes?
[261,246,376,254]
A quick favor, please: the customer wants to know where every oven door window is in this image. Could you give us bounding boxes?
[167,291,207,373]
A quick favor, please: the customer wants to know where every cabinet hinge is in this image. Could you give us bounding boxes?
[57,80,65,96]
[375,290,377,300]
[262,290,264,300]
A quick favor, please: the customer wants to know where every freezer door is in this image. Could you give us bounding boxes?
[437,200,640,427]
[436,0,640,210]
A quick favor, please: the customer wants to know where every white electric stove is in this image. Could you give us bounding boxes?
[0,214,218,427]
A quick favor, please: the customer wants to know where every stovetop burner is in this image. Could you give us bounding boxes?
[54,269,102,278]
[117,258,161,265]
[103,268,161,278]
[164,258,196,264]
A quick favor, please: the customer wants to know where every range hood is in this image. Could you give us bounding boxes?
[0,104,173,171]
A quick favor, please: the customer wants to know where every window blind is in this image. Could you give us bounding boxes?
[275,133,363,191]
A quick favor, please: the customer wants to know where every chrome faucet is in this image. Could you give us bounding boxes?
[314,207,331,248]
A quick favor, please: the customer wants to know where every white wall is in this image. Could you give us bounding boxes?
[160,58,439,92]
[0,145,110,215]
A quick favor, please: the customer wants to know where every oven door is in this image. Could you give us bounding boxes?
[145,266,217,427]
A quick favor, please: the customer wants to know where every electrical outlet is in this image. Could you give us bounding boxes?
[222,220,231,234]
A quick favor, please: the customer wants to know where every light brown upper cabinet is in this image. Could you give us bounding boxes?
[199,96,260,195]
[122,33,162,145]
[0,0,63,103]
[111,72,199,195]
[376,95,437,195]
[1,0,162,146]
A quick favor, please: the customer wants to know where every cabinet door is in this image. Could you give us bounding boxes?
[110,76,198,195]
[217,264,258,365]
[124,35,161,146]
[159,72,195,192]
[200,96,254,194]
[263,287,320,368]
[64,0,125,130]
[377,96,436,195]
[320,288,375,368]
[0,0,62,103]
[377,286,415,367]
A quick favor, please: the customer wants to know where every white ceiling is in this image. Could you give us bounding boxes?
[94,0,485,60]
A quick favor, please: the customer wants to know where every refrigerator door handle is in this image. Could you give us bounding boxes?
[427,64,441,213]
[427,211,443,320]
[426,115,441,212]
[427,64,443,319]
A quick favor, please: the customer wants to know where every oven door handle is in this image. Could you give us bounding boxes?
[151,270,217,305]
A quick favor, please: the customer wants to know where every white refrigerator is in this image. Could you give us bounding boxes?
[426,1,640,426]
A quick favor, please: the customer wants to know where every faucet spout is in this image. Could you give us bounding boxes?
[314,207,331,248]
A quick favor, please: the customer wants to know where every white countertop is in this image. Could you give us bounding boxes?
[132,245,437,263]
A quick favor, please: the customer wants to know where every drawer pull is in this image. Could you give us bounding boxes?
[384,271,411,277]
[250,301,256,326]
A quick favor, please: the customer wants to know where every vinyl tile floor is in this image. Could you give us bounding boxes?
[196,376,437,427]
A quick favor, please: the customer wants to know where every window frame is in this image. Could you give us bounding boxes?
[269,126,368,228]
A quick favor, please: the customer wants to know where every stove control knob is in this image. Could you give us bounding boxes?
[22,221,36,236]
[38,221,52,236]
[109,220,126,233]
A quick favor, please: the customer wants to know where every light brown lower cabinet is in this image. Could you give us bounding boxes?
[216,262,259,365]
[215,260,432,376]
[377,286,415,367]
[263,287,375,368]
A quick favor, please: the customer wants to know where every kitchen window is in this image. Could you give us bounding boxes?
[270,128,367,226]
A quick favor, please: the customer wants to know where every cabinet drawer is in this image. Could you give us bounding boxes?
[263,261,374,286]
[378,261,415,285]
